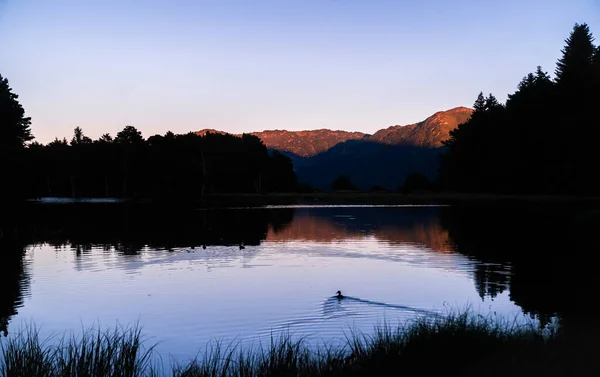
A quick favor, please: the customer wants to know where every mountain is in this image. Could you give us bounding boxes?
[195,106,472,191]
[294,107,473,191]
[195,129,365,157]
[293,141,443,191]
[251,130,366,157]
[366,107,473,147]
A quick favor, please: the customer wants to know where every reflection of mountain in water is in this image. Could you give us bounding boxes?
[2,203,598,335]
[266,207,454,253]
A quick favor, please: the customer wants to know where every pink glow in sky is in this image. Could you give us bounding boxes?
[1,0,598,143]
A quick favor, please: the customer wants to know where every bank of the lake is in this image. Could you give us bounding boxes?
[193,192,600,206]
[2,203,599,374]
[22,192,600,208]
[2,311,596,377]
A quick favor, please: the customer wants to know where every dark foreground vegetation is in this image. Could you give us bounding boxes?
[1,311,596,377]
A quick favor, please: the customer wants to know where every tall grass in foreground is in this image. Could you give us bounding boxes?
[0,324,155,377]
[2,311,595,377]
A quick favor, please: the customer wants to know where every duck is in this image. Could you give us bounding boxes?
[335,290,344,299]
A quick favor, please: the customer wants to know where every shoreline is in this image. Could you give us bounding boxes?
[23,192,600,207]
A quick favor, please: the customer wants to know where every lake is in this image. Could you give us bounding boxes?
[1,202,597,363]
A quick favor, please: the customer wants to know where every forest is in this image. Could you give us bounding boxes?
[0,78,297,203]
[2,23,600,200]
[438,23,600,194]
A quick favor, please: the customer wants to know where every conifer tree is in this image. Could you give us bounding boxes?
[473,92,486,113]
[555,23,595,87]
[484,94,501,111]
[0,74,33,148]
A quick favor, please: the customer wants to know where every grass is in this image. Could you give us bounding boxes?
[1,311,596,377]
[0,324,156,377]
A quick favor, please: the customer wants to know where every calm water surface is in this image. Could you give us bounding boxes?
[3,204,592,362]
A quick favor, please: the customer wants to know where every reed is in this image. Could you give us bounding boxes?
[2,311,581,377]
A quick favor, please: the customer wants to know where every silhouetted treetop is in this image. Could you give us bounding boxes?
[555,23,596,87]
[0,74,33,148]
[507,66,553,108]
[473,92,486,113]
[97,133,113,144]
[535,66,551,82]
[71,127,92,146]
[116,125,144,144]
[47,137,69,148]
[484,94,502,112]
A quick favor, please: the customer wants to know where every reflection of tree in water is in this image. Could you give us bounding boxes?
[7,202,598,333]
[439,204,599,324]
[0,204,295,333]
[472,264,509,300]
[439,207,513,300]
[0,240,30,337]
[15,203,296,265]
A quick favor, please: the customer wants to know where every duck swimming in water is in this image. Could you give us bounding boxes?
[335,290,344,299]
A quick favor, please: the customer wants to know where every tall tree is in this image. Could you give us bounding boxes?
[554,24,599,193]
[555,23,596,88]
[439,23,600,195]
[0,74,33,148]
[473,92,486,113]
[484,94,501,112]
[441,89,512,192]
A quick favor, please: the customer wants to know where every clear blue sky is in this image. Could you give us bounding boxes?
[1,0,599,143]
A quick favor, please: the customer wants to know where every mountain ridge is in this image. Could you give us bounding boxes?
[366,106,473,147]
[195,106,472,158]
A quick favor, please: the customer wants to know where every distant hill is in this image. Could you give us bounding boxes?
[294,107,472,190]
[195,129,366,157]
[293,141,443,191]
[252,130,366,157]
[366,107,473,147]
[195,106,472,191]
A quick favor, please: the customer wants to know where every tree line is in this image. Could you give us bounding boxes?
[438,23,600,194]
[1,75,297,202]
[25,127,297,199]
[4,22,600,199]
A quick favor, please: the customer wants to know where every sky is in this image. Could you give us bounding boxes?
[1,0,599,143]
